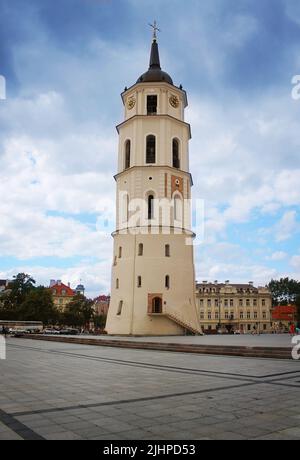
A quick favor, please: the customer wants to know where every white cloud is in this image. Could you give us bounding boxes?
[267,251,288,261]
[291,255,300,270]
[274,210,299,242]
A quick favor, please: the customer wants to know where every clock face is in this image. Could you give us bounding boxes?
[127,97,136,110]
[169,94,179,108]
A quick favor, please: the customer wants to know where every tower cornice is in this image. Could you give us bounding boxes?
[114,165,194,186]
[116,114,192,139]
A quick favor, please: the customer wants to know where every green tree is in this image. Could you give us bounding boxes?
[268,278,300,306]
[0,273,36,320]
[94,314,107,330]
[18,287,59,325]
[62,295,94,328]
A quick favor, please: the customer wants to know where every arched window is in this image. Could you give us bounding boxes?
[119,247,122,258]
[172,139,180,169]
[174,195,182,222]
[148,194,154,220]
[138,243,143,256]
[116,279,119,289]
[165,275,170,289]
[152,297,162,314]
[125,140,131,170]
[146,135,156,164]
[137,276,142,288]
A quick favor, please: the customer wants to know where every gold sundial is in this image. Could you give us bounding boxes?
[169,94,179,108]
[127,97,136,110]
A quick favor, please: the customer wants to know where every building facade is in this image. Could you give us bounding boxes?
[196,282,273,333]
[272,305,297,330]
[105,30,201,336]
[0,280,9,293]
[49,280,75,312]
[94,295,110,317]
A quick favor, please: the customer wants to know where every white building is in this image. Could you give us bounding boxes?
[105,30,201,336]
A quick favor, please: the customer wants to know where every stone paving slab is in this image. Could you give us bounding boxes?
[0,338,299,440]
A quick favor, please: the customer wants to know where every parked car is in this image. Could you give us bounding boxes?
[43,329,60,335]
[59,328,79,336]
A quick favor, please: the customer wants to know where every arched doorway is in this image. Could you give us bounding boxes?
[152,297,162,314]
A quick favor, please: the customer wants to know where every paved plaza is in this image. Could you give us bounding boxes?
[0,337,300,440]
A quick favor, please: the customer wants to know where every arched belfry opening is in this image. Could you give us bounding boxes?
[146,135,156,164]
[172,139,180,169]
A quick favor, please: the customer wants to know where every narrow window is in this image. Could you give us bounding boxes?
[137,276,142,288]
[148,195,154,220]
[147,95,157,115]
[146,135,156,164]
[125,140,131,169]
[172,139,180,168]
[165,244,170,257]
[165,275,170,289]
[116,279,119,289]
[119,247,122,258]
[138,243,143,256]
[117,301,123,316]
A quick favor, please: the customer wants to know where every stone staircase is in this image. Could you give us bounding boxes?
[164,311,202,336]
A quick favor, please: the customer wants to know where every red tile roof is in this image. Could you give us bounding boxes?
[50,282,75,297]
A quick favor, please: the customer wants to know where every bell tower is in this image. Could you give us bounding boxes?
[105,26,201,336]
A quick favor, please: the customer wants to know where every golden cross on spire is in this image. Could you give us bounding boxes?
[148,20,160,41]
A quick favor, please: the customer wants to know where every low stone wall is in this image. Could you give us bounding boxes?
[20,334,293,360]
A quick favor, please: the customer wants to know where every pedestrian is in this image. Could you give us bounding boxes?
[2,326,7,338]
[290,323,296,336]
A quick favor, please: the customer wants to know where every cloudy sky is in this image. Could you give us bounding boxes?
[0,0,300,298]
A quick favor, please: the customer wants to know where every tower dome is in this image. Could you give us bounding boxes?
[137,39,173,85]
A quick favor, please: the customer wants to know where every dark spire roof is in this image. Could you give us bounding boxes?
[137,39,173,85]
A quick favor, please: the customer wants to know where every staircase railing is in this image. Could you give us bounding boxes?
[164,307,202,335]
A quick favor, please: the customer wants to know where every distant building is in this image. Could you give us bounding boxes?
[94,296,110,317]
[196,281,273,334]
[75,284,85,296]
[272,305,296,329]
[49,280,75,312]
[0,280,9,293]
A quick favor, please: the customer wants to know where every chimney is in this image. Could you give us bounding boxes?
[249,281,254,286]
[50,280,56,287]
[214,280,218,284]
[68,282,70,288]
[225,280,230,285]
[57,280,62,286]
